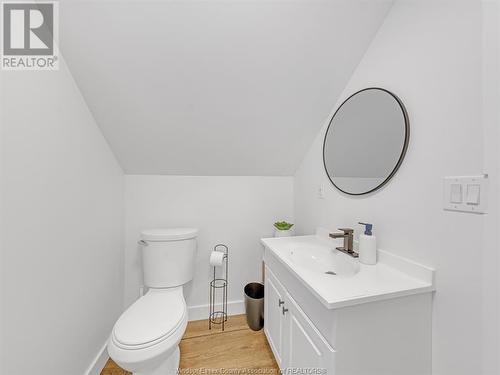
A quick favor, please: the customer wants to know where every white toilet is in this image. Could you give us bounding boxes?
[108,228,198,375]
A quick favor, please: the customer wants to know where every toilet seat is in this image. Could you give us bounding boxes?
[111,287,187,350]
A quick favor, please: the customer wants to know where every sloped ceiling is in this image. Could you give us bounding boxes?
[60,0,392,175]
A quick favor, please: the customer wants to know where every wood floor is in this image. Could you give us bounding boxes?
[101,314,278,375]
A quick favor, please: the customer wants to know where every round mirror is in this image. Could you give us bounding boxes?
[323,87,409,195]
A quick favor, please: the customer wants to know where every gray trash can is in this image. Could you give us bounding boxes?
[244,282,264,331]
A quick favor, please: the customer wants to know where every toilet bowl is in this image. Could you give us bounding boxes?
[107,228,198,375]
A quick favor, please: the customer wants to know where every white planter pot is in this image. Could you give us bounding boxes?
[274,228,293,238]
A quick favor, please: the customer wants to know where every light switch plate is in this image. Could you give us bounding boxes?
[443,175,488,214]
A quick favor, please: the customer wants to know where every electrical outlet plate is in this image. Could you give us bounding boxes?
[443,175,488,214]
[318,184,325,199]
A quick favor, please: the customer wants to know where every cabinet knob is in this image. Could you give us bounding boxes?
[282,306,289,315]
[278,299,285,307]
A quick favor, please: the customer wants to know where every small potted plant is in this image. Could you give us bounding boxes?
[274,221,294,237]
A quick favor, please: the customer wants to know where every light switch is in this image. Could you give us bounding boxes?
[450,184,462,204]
[466,184,480,205]
[443,175,487,214]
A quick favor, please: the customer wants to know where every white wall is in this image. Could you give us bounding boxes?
[481,1,500,373]
[0,58,124,374]
[294,1,487,374]
[124,175,293,319]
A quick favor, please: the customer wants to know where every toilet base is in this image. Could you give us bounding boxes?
[134,346,180,375]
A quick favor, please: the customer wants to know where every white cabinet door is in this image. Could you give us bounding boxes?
[284,293,336,374]
[264,267,287,367]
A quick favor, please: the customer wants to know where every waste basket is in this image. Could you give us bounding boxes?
[244,282,264,331]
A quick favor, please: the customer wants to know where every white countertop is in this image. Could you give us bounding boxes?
[261,234,435,309]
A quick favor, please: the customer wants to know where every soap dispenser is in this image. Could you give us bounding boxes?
[358,222,377,265]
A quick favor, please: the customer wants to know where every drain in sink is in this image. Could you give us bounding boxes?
[325,271,336,275]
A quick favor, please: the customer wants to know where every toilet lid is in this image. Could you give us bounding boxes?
[113,288,186,347]
[141,228,198,241]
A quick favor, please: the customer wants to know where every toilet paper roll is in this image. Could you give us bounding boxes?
[209,251,225,267]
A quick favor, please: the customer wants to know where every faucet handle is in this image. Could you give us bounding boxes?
[338,228,353,234]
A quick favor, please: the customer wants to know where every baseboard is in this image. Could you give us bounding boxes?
[188,300,245,321]
[84,341,109,375]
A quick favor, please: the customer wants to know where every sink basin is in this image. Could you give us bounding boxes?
[261,233,435,309]
[287,245,360,277]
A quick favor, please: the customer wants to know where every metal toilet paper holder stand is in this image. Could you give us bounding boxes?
[209,244,228,330]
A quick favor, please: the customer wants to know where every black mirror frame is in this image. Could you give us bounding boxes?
[322,87,410,196]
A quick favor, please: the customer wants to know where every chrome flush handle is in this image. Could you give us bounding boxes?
[138,240,148,246]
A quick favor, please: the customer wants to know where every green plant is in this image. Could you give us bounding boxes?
[274,221,294,231]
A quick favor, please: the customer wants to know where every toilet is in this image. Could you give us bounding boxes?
[107,228,198,375]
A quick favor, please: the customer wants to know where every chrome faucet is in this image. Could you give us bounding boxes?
[330,228,359,258]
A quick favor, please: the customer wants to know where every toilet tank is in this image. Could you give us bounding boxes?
[140,228,198,288]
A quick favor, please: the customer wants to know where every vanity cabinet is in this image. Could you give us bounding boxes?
[264,267,335,372]
[264,268,286,366]
[263,257,432,375]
